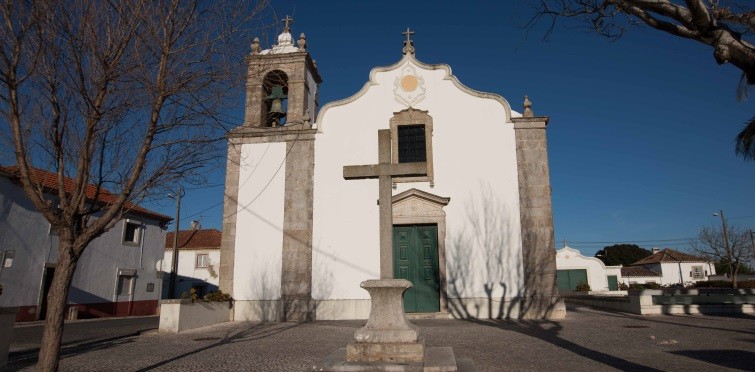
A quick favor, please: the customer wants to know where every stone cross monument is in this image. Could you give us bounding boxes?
[340,129,429,363]
[343,129,427,279]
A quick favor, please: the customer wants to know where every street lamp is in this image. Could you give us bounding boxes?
[712,210,732,279]
[167,186,184,299]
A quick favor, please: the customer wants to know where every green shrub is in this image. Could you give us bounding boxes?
[693,280,755,289]
[618,283,629,290]
[575,281,591,292]
[629,282,661,290]
[204,290,232,302]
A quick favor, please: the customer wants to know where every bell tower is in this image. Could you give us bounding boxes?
[219,16,323,322]
[244,15,322,128]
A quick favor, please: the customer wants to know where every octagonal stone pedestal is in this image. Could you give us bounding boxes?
[313,279,473,371]
[347,279,423,363]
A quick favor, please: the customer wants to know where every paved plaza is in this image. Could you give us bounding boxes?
[3,305,754,371]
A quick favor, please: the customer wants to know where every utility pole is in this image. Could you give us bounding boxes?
[714,210,735,287]
[168,186,183,299]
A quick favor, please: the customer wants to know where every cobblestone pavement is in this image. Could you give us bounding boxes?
[3,306,754,371]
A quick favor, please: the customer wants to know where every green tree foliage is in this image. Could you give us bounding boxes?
[594,244,652,266]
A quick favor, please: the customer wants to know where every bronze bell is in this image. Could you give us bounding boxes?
[265,85,287,122]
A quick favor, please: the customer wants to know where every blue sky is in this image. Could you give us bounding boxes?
[147,1,755,257]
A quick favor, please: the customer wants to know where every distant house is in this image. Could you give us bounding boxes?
[619,266,662,285]
[162,227,221,298]
[624,248,716,286]
[0,166,171,322]
[555,245,623,291]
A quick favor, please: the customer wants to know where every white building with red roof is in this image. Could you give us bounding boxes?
[0,166,172,321]
[163,227,221,298]
[625,248,716,286]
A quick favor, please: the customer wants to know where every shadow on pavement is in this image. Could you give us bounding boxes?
[134,322,300,371]
[6,331,143,370]
[464,318,662,371]
[669,349,755,370]
[567,305,755,335]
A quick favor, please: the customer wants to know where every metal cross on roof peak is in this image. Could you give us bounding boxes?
[282,15,294,32]
[402,27,415,44]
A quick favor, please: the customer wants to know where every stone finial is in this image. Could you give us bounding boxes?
[523,95,534,118]
[402,27,415,55]
[251,37,261,55]
[298,33,307,51]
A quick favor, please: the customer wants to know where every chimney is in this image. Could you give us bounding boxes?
[652,247,660,254]
[190,220,201,230]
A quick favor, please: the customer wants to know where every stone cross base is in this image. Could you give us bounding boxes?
[346,338,425,363]
[312,280,473,371]
[347,279,425,363]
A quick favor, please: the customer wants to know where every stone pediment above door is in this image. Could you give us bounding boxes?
[392,188,450,219]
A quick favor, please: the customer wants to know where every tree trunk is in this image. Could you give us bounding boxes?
[37,247,80,372]
[732,264,739,289]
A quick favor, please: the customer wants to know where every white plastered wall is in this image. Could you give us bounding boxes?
[233,142,286,301]
[312,56,524,306]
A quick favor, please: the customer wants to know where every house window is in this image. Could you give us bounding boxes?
[196,253,208,268]
[2,250,14,268]
[398,125,426,163]
[122,220,142,246]
[691,265,705,279]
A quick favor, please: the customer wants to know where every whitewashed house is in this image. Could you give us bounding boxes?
[0,166,171,321]
[162,228,221,298]
[555,245,622,291]
[624,248,715,286]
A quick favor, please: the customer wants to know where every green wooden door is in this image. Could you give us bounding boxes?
[607,275,619,291]
[556,269,588,291]
[393,225,440,313]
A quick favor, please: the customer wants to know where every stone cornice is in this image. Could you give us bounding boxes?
[246,51,323,84]
[228,125,317,144]
[512,116,550,129]
[391,188,450,206]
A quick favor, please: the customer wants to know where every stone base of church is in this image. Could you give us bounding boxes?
[446,296,565,320]
[232,297,565,321]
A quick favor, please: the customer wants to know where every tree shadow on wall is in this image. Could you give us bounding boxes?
[446,183,560,319]
[446,184,520,319]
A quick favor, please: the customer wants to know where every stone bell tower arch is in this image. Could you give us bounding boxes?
[219,16,323,321]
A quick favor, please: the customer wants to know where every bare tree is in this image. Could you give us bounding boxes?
[526,1,755,160]
[690,224,751,288]
[0,0,273,370]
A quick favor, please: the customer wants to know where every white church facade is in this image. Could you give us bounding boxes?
[219,23,563,321]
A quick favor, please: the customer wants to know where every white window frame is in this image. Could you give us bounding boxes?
[196,253,208,268]
[122,219,143,246]
[691,265,705,280]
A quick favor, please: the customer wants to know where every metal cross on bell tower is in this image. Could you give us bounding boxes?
[282,15,294,32]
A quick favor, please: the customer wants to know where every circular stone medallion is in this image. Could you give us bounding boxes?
[401,75,418,92]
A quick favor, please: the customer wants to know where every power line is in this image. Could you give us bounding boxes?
[567,238,696,244]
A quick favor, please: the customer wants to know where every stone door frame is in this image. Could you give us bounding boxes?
[392,188,450,313]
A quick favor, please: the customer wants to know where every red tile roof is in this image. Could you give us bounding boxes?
[0,165,172,222]
[165,229,221,250]
[621,266,662,277]
[631,248,708,265]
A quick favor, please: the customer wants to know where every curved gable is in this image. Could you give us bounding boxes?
[316,54,516,132]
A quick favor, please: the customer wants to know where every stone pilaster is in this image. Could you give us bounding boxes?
[280,131,316,321]
[219,141,242,295]
[512,116,565,319]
